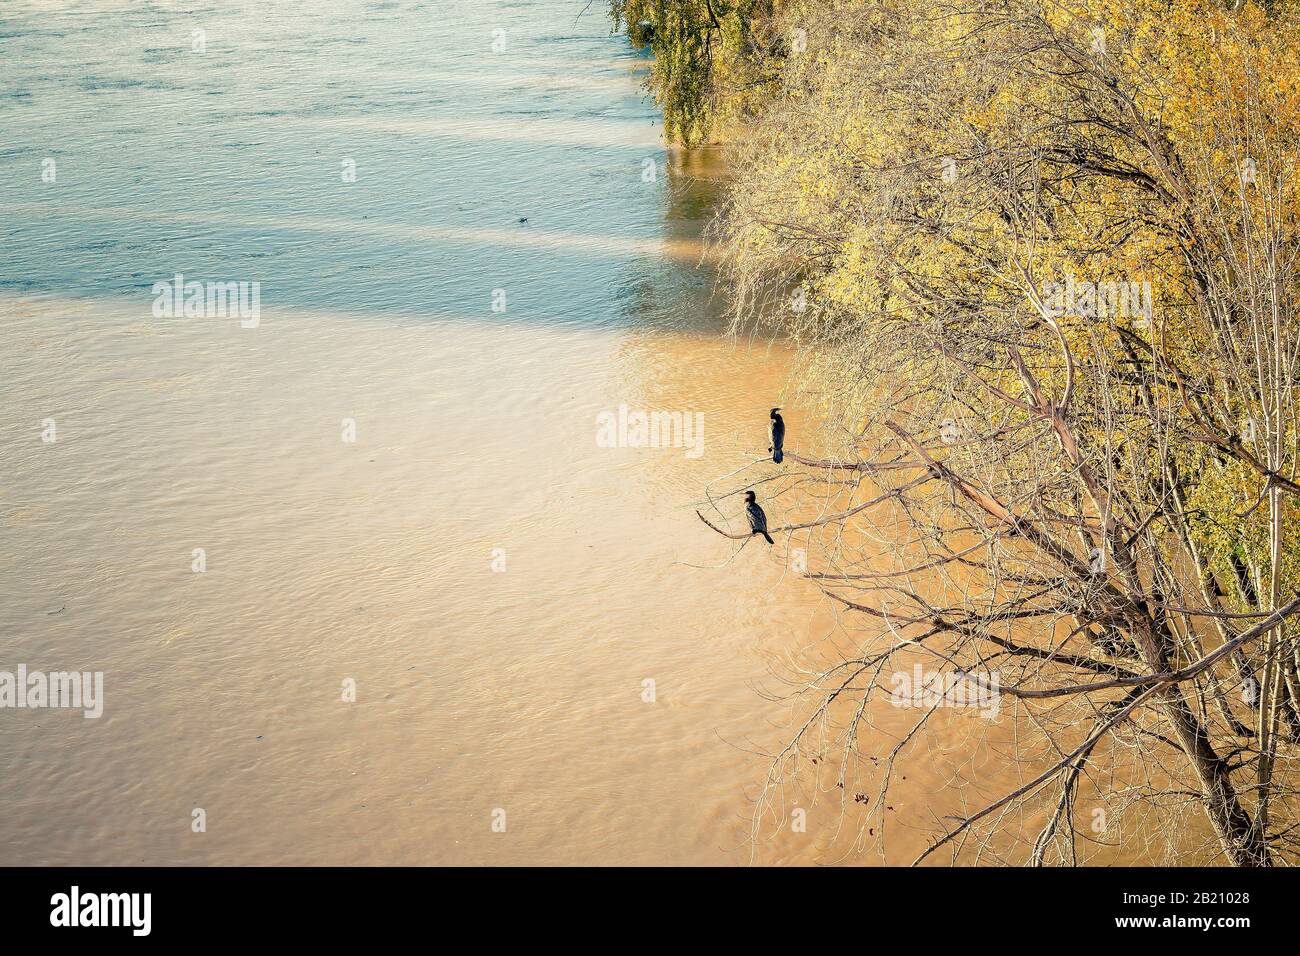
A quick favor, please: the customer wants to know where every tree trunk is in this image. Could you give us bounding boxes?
[1158,686,1272,866]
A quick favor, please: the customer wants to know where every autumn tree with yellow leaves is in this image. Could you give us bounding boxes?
[624,0,1300,865]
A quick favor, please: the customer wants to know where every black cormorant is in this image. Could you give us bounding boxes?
[745,490,775,544]
[768,407,785,464]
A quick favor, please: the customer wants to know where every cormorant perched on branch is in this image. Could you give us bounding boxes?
[768,407,785,464]
[745,490,775,544]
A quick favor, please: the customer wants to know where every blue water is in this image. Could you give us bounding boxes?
[0,0,717,326]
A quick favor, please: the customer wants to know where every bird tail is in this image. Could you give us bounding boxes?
[773,448,783,464]
[763,531,774,545]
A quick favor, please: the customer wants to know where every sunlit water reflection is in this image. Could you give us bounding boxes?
[0,0,832,865]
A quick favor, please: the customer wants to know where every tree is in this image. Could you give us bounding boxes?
[609,0,785,144]
[688,0,1300,864]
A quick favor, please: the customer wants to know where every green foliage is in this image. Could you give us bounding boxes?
[609,1,785,144]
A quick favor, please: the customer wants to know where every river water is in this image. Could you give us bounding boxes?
[0,0,845,865]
